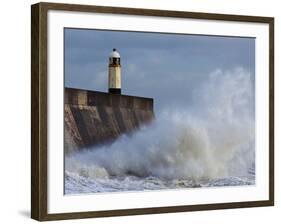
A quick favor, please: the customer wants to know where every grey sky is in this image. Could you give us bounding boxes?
[65,28,255,113]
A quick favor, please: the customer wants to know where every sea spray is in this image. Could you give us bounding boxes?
[65,68,255,193]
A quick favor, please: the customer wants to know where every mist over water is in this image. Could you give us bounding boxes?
[65,68,255,194]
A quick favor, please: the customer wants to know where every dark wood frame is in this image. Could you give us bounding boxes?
[31,2,274,221]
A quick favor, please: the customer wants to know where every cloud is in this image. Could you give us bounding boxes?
[64,28,255,113]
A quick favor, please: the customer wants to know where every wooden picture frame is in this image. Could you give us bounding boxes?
[31,2,274,221]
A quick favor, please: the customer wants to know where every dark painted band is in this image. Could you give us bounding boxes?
[109,88,121,94]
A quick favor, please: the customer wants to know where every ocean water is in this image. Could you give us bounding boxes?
[65,68,255,195]
[65,170,255,194]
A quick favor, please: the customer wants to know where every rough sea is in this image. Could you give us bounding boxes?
[65,169,255,194]
[65,68,255,195]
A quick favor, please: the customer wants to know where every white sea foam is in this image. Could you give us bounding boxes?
[65,68,255,194]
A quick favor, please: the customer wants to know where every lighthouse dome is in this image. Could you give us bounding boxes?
[109,48,120,58]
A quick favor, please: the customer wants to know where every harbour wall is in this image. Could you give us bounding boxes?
[64,88,154,154]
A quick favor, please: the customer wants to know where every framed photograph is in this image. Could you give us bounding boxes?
[31,2,274,221]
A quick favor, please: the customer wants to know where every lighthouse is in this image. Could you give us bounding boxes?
[108,48,121,94]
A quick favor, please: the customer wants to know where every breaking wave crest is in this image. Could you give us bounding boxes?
[65,68,255,189]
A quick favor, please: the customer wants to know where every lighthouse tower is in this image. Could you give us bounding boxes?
[108,48,121,94]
